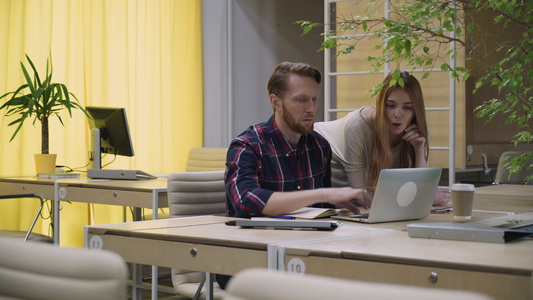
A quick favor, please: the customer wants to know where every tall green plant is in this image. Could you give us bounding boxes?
[0,54,88,154]
[297,0,532,182]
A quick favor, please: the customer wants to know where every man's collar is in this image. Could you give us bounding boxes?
[267,115,307,152]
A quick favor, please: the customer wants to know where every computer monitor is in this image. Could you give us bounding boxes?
[86,106,134,169]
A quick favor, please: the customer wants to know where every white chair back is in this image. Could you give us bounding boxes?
[167,170,226,217]
[167,170,227,299]
[224,269,494,300]
[0,237,127,300]
[494,151,532,184]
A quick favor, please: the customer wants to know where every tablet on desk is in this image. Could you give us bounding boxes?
[226,219,342,231]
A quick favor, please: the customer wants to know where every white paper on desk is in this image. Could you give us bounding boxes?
[284,207,340,219]
[407,222,533,243]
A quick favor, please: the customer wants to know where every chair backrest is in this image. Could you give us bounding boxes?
[167,170,226,217]
[0,237,127,300]
[186,147,228,172]
[167,170,227,298]
[168,147,228,299]
[494,151,533,184]
[224,269,493,300]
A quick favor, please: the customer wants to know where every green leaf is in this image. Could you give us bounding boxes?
[25,55,42,87]
[322,39,336,49]
[20,63,35,95]
[467,22,475,34]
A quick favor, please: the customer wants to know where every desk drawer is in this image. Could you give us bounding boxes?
[285,255,532,300]
[90,234,267,275]
[0,182,55,199]
[61,186,168,208]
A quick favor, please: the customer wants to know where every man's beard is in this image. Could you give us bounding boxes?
[281,103,314,135]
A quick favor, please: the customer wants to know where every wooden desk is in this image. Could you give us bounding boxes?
[56,178,168,209]
[55,177,168,243]
[1,175,169,299]
[474,184,533,201]
[279,185,533,300]
[282,231,533,300]
[86,185,533,300]
[86,216,389,274]
[0,176,57,200]
[0,176,168,244]
[86,215,392,299]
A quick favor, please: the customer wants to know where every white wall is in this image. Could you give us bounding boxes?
[202,0,324,147]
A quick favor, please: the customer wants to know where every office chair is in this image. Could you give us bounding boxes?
[167,170,227,299]
[140,148,227,298]
[144,147,227,220]
[0,237,127,300]
[224,269,494,300]
[0,194,53,243]
[494,151,533,184]
[185,147,228,172]
[167,170,226,217]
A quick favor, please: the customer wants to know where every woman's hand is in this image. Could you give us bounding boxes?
[402,123,426,150]
[403,123,428,167]
[433,187,452,206]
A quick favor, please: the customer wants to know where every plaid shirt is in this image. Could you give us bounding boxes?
[225,115,332,218]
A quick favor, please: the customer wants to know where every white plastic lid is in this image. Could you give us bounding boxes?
[451,183,476,192]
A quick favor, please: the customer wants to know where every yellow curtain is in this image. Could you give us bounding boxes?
[0,0,203,247]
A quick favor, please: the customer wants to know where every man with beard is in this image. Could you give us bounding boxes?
[224,61,370,219]
[217,61,371,290]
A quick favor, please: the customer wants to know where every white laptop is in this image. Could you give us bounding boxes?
[332,167,442,223]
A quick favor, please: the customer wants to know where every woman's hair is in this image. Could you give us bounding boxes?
[267,61,322,100]
[367,71,429,193]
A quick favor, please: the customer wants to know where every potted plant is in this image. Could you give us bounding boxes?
[0,54,88,174]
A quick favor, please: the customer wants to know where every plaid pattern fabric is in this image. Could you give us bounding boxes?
[225,115,332,218]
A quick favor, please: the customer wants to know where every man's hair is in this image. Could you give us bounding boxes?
[267,61,322,99]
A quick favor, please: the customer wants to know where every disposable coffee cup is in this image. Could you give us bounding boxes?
[451,184,475,220]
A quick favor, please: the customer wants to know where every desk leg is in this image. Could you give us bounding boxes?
[132,263,143,300]
[152,190,159,220]
[267,244,279,269]
[151,266,158,299]
[53,182,60,245]
[206,272,214,300]
[151,189,160,299]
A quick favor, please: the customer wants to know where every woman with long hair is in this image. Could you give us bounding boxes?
[315,71,431,194]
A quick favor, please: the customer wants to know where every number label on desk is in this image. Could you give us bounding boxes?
[287,258,306,275]
[59,187,67,199]
[90,236,103,250]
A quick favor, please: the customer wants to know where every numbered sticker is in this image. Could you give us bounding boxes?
[287,258,305,275]
[59,187,67,199]
[89,236,103,250]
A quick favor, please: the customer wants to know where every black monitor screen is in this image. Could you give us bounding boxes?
[86,106,134,157]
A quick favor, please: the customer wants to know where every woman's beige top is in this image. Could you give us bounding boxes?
[314,107,400,188]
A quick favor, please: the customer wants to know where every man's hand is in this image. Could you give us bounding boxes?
[323,187,372,214]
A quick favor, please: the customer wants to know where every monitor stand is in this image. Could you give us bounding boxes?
[89,128,102,169]
[87,169,156,180]
[88,128,155,180]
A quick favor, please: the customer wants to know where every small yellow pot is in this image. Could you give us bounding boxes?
[34,154,57,175]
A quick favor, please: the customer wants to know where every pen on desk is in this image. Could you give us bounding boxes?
[266,215,295,220]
